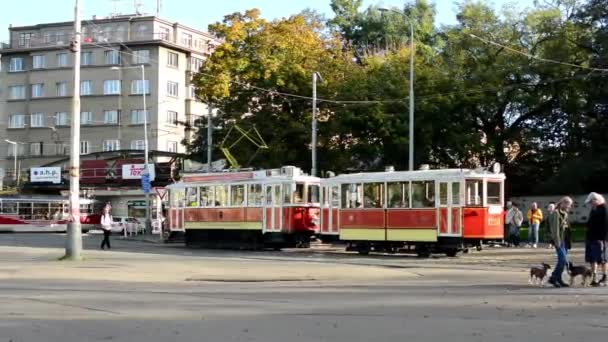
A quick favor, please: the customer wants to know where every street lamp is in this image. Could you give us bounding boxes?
[5,139,18,184]
[311,71,324,177]
[111,64,151,234]
[378,7,415,171]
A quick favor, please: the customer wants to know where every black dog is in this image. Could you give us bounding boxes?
[567,262,593,286]
[529,263,551,285]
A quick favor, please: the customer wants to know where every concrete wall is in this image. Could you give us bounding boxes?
[508,193,608,224]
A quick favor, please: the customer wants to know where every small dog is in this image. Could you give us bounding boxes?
[529,263,551,285]
[567,262,593,286]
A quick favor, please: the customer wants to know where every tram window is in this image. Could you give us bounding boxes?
[215,185,229,207]
[19,202,33,219]
[294,183,305,204]
[439,183,448,205]
[388,182,409,208]
[2,202,17,214]
[186,187,199,207]
[411,181,435,208]
[465,180,483,206]
[266,186,273,205]
[308,185,320,203]
[342,183,363,208]
[363,183,383,208]
[274,185,281,205]
[452,182,461,205]
[230,185,245,206]
[283,184,292,204]
[331,186,340,207]
[248,184,263,206]
[199,186,214,207]
[487,182,502,205]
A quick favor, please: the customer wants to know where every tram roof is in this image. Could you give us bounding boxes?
[169,166,320,188]
[321,168,505,184]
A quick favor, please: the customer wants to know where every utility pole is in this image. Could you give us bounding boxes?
[65,0,82,260]
[207,105,212,172]
[408,20,414,171]
[141,64,151,234]
[311,72,323,177]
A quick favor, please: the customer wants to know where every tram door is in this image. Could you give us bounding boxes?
[320,185,340,235]
[169,189,186,232]
[438,181,462,236]
[263,184,283,233]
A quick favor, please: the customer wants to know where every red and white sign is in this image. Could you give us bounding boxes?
[155,187,167,200]
[122,164,155,180]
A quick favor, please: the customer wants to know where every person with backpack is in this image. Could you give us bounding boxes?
[100,203,113,250]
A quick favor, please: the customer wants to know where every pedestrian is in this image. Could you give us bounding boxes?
[527,202,543,248]
[506,202,524,247]
[547,196,573,288]
[100,203,113,250]
[584,192,608,287]
[545,203,556,249]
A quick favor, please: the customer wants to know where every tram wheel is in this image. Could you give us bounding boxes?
[357,244,370,255]
[445,249,458,257]
[416,246,431,258]
[476,245,483,252]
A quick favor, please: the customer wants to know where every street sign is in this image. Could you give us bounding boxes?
[142,173,151,193]
[155,187,167,200]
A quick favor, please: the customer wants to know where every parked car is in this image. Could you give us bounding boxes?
[111,216,144,234]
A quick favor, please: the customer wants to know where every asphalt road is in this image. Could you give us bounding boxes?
[0,234,607,342]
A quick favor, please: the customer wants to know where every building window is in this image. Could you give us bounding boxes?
[130,79,150,94]
[8,85,26,100]
[9,58,25,72]
[54,143,69,156]
[7,144,25,157]
[81,111,93,125]
[159,27,171,40]
[81,80,92,95]
[167,51,178,67]
[130,110,149,124]
[56,82,68,97]
[103,110,119,124]
[30,142,42,156]
[18,32,34,47]
[105,50,120,65]
[57,53,69,67]
[31,83,44,98]
[167,81,178,97]
[181,33,192,47]
[81,51,93,66]
[80,141,90,155]
[131,140,145,150]
[167,141,178,153]
[9,114,26,128]
[133,50,150,64]
[190,57,203,71]
[56,112,69,126]
[166,111,178,125]
[33,55,46,69]
[31,113,45,127]
[103,80,121,95]
[102,140,121,151]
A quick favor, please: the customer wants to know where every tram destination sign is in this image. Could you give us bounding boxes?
[30,167,61,184]
[122,164,156,180]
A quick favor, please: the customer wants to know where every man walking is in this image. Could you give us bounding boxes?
[548,196,573,288]
[100,203,113,250]
[506,202,524,247]
[527,202,543,248]
[585,192,608,287]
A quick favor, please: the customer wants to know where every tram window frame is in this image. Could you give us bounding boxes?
[274,185,281,205]
[487,181,502,205]
[248,184,263,206]
[341,183,363,208]
[230,184,245,206]
[439,183,448,206]
[411,180,435,208]
[308,184,320,203]
[283,184,292,204]
[215,185,229,207]
[465,179,483,207]
[363,182,384,208]
[294,183,305,204]
[265,185,273,205]
[186,187,199,207]
[199,186,214,207]
[2,201,17,214]
[387,182,409,208]
[452,182,461,206]
[331,186,340,207]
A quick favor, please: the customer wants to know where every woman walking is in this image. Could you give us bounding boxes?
[100,203,113,250]
[547,196,573,288]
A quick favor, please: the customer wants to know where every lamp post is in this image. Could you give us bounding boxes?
[4,140,18,183]
[378,7,415,171]
[311,72,323,177]
[112,64,151,233]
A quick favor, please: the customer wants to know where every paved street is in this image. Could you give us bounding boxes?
[1,234,607,342]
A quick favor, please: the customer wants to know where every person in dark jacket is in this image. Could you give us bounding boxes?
[547,196,573,288]
[585,192,608,286]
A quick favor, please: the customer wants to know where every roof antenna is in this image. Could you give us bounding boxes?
[134,0,143,15]
[156,0,161,16]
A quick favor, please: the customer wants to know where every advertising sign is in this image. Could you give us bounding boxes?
[30,167,62,184]
[122,164,155,180]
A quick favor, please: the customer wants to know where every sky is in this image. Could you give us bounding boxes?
[1,0,536,41]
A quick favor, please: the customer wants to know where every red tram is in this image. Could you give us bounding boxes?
[166,166,320,249]
[319,167,505,256]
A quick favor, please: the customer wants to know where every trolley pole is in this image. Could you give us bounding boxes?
[311,72,323,177]
[207,104,212,172]
[408,20,415,171]
[65,0,82,260]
